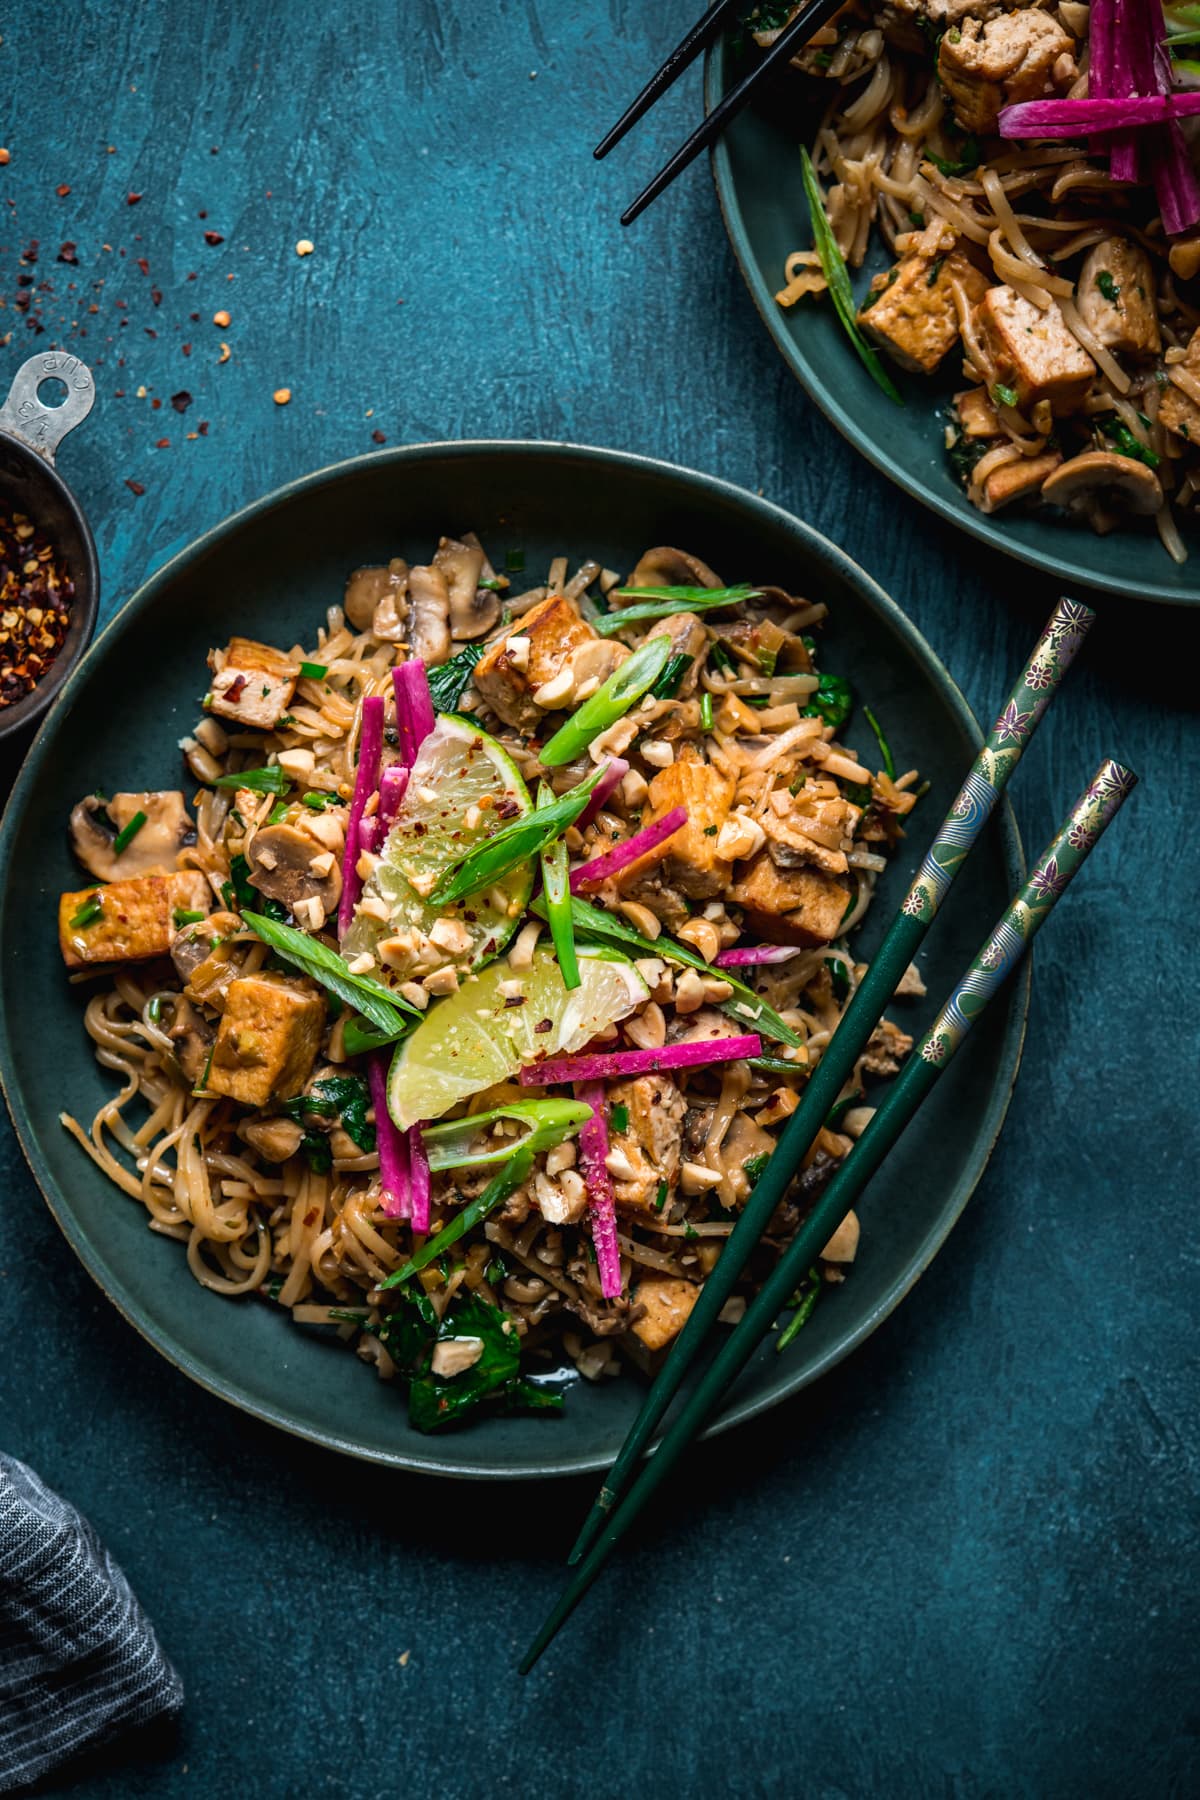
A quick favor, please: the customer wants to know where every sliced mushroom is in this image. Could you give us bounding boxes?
[434,535,497,641]
[167,995,216,1086]
[246,824,342,917]
[70,791,194,882]
[1041,451,1162,531]
[407,564,452,665]
[628,545,724,591]
[343,558,408,632]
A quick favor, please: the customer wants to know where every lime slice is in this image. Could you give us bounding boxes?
[386,946,649,1129]
[342,714,532,982]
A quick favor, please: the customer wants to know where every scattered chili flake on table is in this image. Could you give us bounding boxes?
[203,230,224,245]
[0,509,74,705]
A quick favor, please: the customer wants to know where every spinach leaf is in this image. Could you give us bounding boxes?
[802,671,853,730]
[279,1073,376,1152]
[407,1293,522,1432]
[426,640,486,713]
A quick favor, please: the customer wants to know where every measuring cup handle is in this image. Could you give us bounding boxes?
[0,352,96,463]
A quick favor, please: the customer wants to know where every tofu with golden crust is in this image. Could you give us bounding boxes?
[975,286,1094,416]
[1159,329,1200,444]
[605,1075,686,1220]
[58,871,210,969]
[473,595,624,732]
[731,853,850,946]
[859,246,989,375]
[206,973,325,1107]
[938,10,1074,134]
[618,750,735,900]
[630,1276,701,1354]
[208,636,298,731]
[1077,238,1160,359]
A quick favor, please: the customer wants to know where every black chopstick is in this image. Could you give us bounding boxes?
[619,0,847,226]
[594,0,743,162]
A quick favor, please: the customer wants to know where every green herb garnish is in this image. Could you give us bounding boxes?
[301,790,337,811]
[426,639,487,713]
[212,765,289,795]
[538,779,580,992]
[595,586,758,634]
[651,651,693,700]
[924,135,982,178]
[299,660,328,680]
[610,1102,630,1134]
[383,1146,535,1287]
[112,810,147,855]
[1096,270,1121,303]
[991,382,1019,410]
[172,908,206,928]
[800,146,903,405]
[1099,414,1161,469]
[280,1073,376,1152]
[69,895,103,930]
[802,671,853,731]
[654,1179,669,1212]
[861,704,895,779]
[743,1150,770,1183]
[776,1266,822,1352]
[700,691,714,732]
[539,633,673,767]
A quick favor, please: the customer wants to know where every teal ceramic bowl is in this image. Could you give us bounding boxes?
[0,441,1028,1478]
[706,37,1200,606]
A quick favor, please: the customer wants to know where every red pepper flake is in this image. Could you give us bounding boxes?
[136,257,149,276]
[224,672,247,702]
[56,242,78,264]
[203,230,223,245]
[181,343,192,356]
[171,390,192,413]
[125,478,145,496]
[198,209,207,219]
[155,438,170,449]
[150,286,162,306]
[0,506,75,705]
[151,398,162,410]
[55,183,71,197]
[144,327,157,338]
[198,421,209,435]
[127,192,142,205]
[372,429,386,444]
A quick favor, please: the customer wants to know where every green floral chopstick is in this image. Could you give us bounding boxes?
[567,595,1096,1569]
[521,758,1136,1674]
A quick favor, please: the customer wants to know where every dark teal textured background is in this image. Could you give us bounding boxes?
[0,3,1195,1795]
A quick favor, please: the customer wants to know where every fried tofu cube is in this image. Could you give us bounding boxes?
[731,852,850,946]
[954,386,1000,438]
[208,637,298,730]
[58,871,210,969]
[1077,238,1160,358]
[975,286,1095,416]
[1159,329,1200,444]
[630,1276,701,1354]
[473,595,624,732]
[605,1075,686,1220]
[938,11,1074,134]
[979,449,1062,513]
[206,973,324,1107]
[617,751,735,900]
[859,247,989,375]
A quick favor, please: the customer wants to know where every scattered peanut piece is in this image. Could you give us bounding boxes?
[273,387,291,406]
[295,238,314,256]
[217,342,230,364]
[212,309,231,327]
[0,149,10,165]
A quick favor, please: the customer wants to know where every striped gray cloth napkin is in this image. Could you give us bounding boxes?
[0,1454,183,1792]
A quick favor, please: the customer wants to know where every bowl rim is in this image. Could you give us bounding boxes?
[703,38,1200,609]
[0,429,100,739]
[0,437,1029,1479]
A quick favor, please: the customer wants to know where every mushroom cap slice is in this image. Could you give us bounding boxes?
[407,564,452,666]
[1041,451,1162,517]
[628,545,725,590]
[69,790,194,881]
[434,535,499,641]
[343,558,408,632]
[246,824,342,915]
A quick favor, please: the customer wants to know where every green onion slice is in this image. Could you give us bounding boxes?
[429,761,608,907]
[299,661,328,680]
[212,765,289,795]
[594,588,757,634]
[800,146,902,406]
[539,780,580,991]
[539,633,673,767]
[382,1145,535,1288]
[69,895,103,930]
[422,1098,592,1171]
[112,810,148,855]
[172,908,207,928]
[861,705,895,779]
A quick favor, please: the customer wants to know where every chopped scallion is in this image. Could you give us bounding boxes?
[112,810,147,855]
[172,908,207,928]
[700,691,714,732]
[861,705,895,779]
[69,895,103,930]
[301,790,336,810]
[212,765,289,795]
[800,146,902,406]
[299,661,328,680]
[539,633,673,768]
[610,1102,630,1134]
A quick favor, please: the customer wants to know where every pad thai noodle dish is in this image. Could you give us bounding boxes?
[59,534,925,1432]
[760,0,1200,561]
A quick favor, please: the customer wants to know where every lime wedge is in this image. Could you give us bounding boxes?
[342,714,532,982]
[386,946,649,1129]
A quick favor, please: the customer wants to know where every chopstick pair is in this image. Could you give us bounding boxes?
[597,0,844,225]
[520,743,1136,1671]
[518,596,1126,1671]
